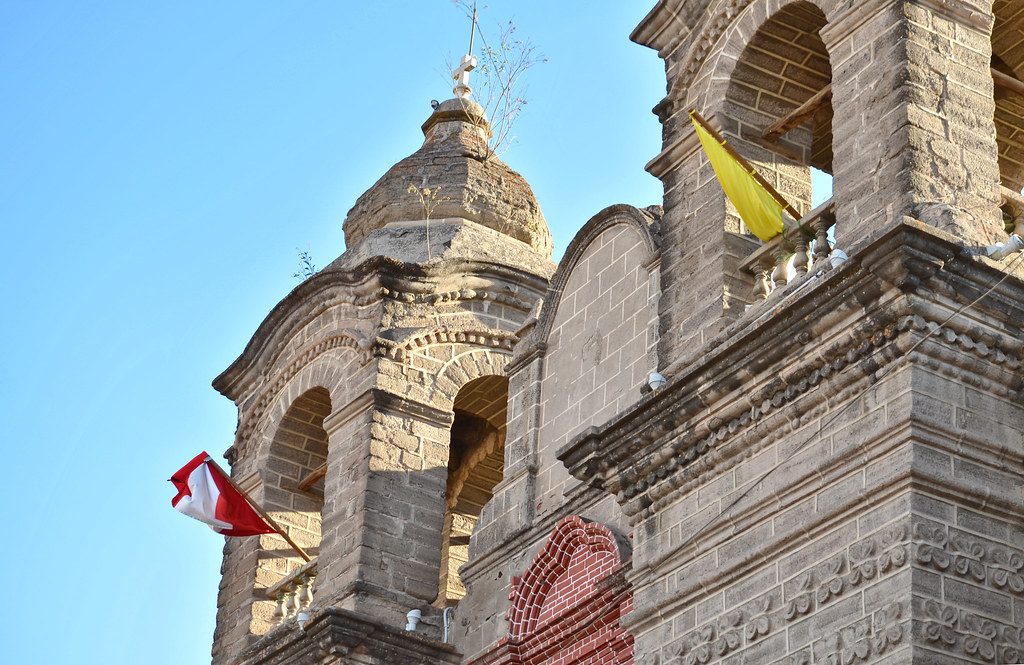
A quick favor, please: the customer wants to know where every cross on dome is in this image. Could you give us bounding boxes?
[452,2,478,98]
[453,55,477,98]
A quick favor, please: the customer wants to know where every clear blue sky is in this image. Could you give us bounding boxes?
[0,2,667,662]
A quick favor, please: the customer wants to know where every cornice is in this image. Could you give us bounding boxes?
[214,255,550,402]
[560,221,1024,520]
[238,606,460,665]
[645,119,702,180]
[630,0,693,57]
[372,388,455,428]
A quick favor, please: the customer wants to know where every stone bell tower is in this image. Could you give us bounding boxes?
[554,1,1024,665]
[209,60,555,663]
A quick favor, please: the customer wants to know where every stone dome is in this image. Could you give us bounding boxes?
[342,98,553,258]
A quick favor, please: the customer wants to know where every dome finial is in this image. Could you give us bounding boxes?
[453,2,478,98]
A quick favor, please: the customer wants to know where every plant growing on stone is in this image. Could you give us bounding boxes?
[407,185,451,260]
[450,0,545,160]
[293,246,318,281]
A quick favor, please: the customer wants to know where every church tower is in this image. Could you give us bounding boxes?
[210,57,555,664]
[207,2,1024,664]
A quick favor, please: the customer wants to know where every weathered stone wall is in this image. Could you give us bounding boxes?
[456,205,660,661]
[212,228,552,663]
[993,0,1024,191]
[561,223,1024,665]
[214,327,376,664]
[638,0,1010,366]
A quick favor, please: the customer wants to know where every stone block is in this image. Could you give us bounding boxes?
[944,577,1013,618]
[787,594,862,651]
[779,522,858,580]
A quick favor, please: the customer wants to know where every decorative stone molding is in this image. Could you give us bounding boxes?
[666,0,758,105]
[913,523,1024,596]
[670,595,775,665]
[232,331,371,456]
[922,600,1024,663]
[378,284,534,313]
[620,313,909,513]
[567,294,1024,522]
[374,328,518,363]
[813,603,903,665]
[780,525,910,624]
[235,606,461,665]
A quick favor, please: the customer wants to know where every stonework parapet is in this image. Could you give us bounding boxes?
[235,606,460,665]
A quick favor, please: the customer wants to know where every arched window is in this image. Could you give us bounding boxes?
[251,386,330,634]
[438,375,508,607]
[991,2,1024,209]
[724,1,832,223]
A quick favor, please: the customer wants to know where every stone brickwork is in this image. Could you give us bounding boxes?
[455,204,660,661]
[561,223,1024,665]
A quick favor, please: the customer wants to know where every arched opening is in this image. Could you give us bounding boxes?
[437,375,508,607]
[251,386,331,634]
[723,1,832,225]
[992,1,1024,196]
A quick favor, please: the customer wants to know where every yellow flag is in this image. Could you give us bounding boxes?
[691,113,784,241]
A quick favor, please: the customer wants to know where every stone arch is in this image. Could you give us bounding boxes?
[235,337,371,457]
[992,1,1024,192]
[713,1,832,223]
[431,346,511,411]
[670,0,835,110]
[250,386,331,635]
[505,514,626,639]
[438,375,510,606]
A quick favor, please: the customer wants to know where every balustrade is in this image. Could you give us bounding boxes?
[264,557,317,627]
[739,198,837,302]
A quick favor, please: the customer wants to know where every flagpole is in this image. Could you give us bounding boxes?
[690,109,798,216]
[206,457,312,562]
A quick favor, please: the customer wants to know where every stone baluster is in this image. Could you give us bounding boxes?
[771,253,789,290]
[297,576,314,612]
[269,570,317,626]
[752,255,774,301]
[791,235,810,277]
[811,216,832,266]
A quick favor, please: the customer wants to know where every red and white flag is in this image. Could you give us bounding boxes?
[170,452,276,537]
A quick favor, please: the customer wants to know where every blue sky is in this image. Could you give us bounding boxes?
[0,2,667,662]
[0,3,835,662]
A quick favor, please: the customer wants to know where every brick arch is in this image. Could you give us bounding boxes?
[472,516,634,665]
[507,516,628,638]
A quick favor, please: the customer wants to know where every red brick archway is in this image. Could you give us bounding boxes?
[473,516,633,665]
